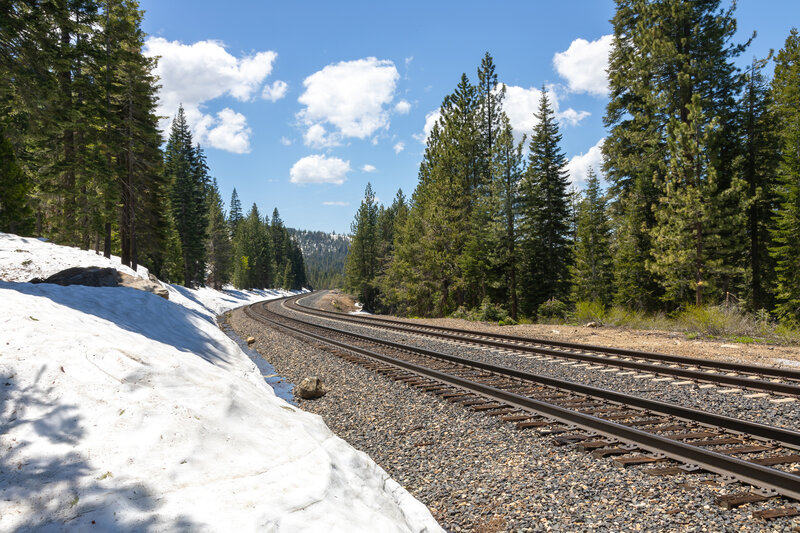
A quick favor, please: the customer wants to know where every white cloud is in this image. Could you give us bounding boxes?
[362,164,376,173]
[290,155,351,185]
[567,138,605,187]
[553,34,613,96]
[262,80,288,101]
[144,37,280,153]
[503,85,590,142]
[393,141,405,154]
[303,123,339,148]
[280,136,292,146]
[394,100,411,114]
[414,109,442,144]
[297,57,399,146]
[322,201,350,206]
[197,108,252,154]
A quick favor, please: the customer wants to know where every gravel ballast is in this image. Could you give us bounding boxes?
[226,299,800,532]
[286,295,800,433]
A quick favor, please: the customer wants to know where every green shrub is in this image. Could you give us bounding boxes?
[676,305,750,337]
[450,306,470,320]
[477,298,509,322]
[537,298,568,320]
[572,301,606,324]
[604,306,670,330]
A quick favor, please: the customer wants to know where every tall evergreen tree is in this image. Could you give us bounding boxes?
[0,131,34,234]
[647,95,739,306]
[109,0,164,269]
[771,28,800,321]
[603,0,748,309]
[476,52,505,187]
[270,207,287,284]
[164,106,208,287]
[737,57,780,311]
[228,188,243,231]
[518,90,572,315]
[345,183,379,310]
[571,168,614,305]
[396,74,481,315]
[206,178,233,290]
[232,203,274,289]
[489,115,524,319]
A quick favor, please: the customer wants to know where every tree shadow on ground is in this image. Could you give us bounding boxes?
[0,368,199,531]
[1,281,238,367]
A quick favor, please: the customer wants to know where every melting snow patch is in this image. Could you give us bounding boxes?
[0,233,442,532]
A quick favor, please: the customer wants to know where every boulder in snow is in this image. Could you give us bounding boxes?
[296,376,329,399]
[30,266,119,287]
[117,272,169,300]
[30,266,168,299]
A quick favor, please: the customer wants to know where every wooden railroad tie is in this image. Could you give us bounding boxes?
[752,507,800,520]
[715,492,777,509]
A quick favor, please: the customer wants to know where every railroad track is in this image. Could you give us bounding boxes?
[243,294,800,519]
[285,293,800,399]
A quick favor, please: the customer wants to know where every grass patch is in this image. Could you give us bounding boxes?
[537,301,800,345]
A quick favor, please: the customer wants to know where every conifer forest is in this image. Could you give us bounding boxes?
[0,1,306,290]
[344,2,800,326]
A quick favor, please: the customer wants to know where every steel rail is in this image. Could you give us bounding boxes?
[259,298,800,448]
[247,299,800,502]
[289,293,800,395]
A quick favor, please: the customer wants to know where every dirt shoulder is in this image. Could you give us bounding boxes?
[312,290,800,368]
[312,290,360,313]
[391,316,800,368]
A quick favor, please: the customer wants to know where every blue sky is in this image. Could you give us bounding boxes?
[138,0,799,234]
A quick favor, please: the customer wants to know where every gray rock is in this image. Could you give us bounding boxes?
[30,266,119,287]
[296,376,329,399]
[117,272,169,300]
[30,266,169,299]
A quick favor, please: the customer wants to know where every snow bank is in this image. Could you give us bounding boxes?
[0,233,442,532]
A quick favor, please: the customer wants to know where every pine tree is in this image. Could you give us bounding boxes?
[603,0,749,310]
[164,106,208,287]
[518,90,572,316]
[737,57,781,311]
[489,115,524,319]
[647,95,736,306]
[232,203,274,289]
[571,168,613,306]
[108,0,164,269]
[270,207,287,281]
[460,54,508,306]
[206,178,233,290]
[376,189,408,312]
[397,73,480,315]
[228,188,243,231]
[771,28,800,321]
[345,183,379,310]
[476,52,506,187]
[0,130,34,234]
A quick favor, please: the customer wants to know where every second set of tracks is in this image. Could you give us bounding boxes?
[244,293,800,518]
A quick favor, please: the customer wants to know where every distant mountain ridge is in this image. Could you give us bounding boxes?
[288,229,349,289]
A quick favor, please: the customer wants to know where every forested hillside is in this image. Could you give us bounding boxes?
[0,1,305,291]
[289,229,349,289]
[345,1,800,325]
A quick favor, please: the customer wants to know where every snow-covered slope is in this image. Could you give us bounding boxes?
[0,233,442,532]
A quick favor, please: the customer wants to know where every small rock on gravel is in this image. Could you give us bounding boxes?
[296,376,329,399]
